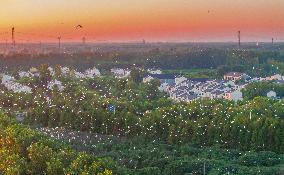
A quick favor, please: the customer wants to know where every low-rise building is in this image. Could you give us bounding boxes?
[143,74,177,85]
[267,90,277,98]
[175,76,187,85]
[148,69,162,74]
[169,77,246,103]
[1,74,32,93]
[224,72,243,81]
[111,68,131,78]
[85,67,101,77]
[48,80,64,91]
[18,71,33,78]
[266,74,283,81]
[224,90,243,102]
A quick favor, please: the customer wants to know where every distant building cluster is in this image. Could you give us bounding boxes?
[59,66,101,79]
[1,74,32,93]
[111,68,131,78]
[2,64,284,104]
[143,70,284,103]
[169,78,244,103]
[0,66,102,94]
[265,74,284,82]
[223,72,244,81]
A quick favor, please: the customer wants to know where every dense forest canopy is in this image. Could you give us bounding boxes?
[1,45,284,77]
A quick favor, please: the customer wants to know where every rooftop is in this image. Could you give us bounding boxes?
[148,74,177,79]
[224,72,243,77]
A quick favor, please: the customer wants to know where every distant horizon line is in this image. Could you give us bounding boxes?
[0,41,283,45]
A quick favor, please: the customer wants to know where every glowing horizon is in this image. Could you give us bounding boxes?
[0,0,284,43]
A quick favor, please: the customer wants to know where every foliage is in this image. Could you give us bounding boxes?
[0,113,114,175]
[92,140,284,175]
[242,81,284,100]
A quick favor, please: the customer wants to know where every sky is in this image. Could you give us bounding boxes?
[0,0,284,42]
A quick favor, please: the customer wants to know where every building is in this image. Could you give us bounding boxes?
[224,72,243,81]
[210,90,225,99]
[266,74,283,81]
[111,68,131,78]
[267,90,277,98]
[143,75,154,83]
[224,90,243,102]
[179,93,199,103]
[158,83,172,92]
[48,79,65,91]
[175,76,187,85]
[29,67,40,77]
[148,69,162,74]
[18,71,33,78]
[143,74,177,85]
[170,88,199,103]
[61,67,70,75]
[85,67,101,77]
[29,67,38,74]
[1,74,32,94]
[142,70,251,103]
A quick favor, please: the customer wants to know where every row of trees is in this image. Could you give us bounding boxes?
[242,81,284,100]
[1,111,283,175]
[1,48,284,77]
[92,139,284,175]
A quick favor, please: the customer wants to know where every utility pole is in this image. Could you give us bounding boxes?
[238,30,241,48]
[12,27,15,47]
[82,36,86,45]
[39,41,42,49]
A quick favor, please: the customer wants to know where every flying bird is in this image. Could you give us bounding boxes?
[76,25,83,29]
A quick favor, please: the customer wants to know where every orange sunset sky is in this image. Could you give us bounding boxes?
[0,0,284,42]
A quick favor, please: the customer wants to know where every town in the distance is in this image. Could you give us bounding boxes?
[2,66,283,103]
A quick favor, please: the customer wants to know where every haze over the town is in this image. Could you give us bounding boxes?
[0,0,284,42]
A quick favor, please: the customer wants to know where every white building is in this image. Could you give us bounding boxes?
[143,75,154,83]
[61,67,70,75]
[74,71,86,79]
[224,90,243,102]
[175,76,187,85]
[224,72,243,82]
[29,67,39,77]
[18,71,33,78]
[267,90,277,98]
[111,68,131,78]
[266,74,283,81]
[48,80,64,91]
[158,83,172,92]
[1,74,32,94]
[48,67,55,76]
[148,69,162,74]
[85,67,101,78]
